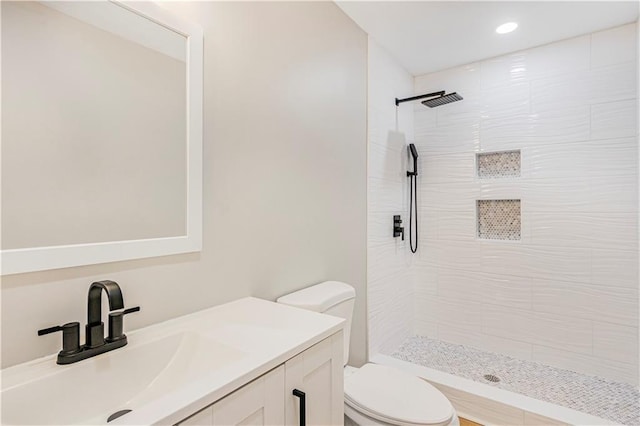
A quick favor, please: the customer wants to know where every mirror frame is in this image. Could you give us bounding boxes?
[1,1,203,275]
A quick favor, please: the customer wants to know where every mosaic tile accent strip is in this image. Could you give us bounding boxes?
[392,336,640,426]
[477,199,521,240]
[477,150,521,178]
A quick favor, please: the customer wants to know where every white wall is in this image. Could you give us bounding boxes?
[367,39,415,357]
[412,23,638,385]
[1,1,368,368]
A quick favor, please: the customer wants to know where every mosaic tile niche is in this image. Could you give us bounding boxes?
[477,200,521,240]
[477,150,521,178]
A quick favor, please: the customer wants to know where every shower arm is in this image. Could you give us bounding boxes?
[395,91,445,106]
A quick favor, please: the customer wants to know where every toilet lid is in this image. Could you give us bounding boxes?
[344,363,454,426]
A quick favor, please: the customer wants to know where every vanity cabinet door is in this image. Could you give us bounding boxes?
[212,365,285,425]
[179,407,213,426]
[285,331,343,426]
[176,331,342,426]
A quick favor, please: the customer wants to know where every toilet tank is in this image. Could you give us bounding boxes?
[277,281,355,366]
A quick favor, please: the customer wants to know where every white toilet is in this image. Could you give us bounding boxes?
[277,281,460,426]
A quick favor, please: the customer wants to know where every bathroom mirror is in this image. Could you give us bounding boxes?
[1,1,203,275]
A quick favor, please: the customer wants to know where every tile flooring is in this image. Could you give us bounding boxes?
[392,336,640,425]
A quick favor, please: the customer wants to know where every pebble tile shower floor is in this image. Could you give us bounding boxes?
[392,336,640,425]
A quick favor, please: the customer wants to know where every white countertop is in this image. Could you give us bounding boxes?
[1,297,344,425]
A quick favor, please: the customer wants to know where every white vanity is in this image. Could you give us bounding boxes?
[1,298,344,425]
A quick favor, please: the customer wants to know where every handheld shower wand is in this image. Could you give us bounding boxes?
[408,144,419,253]
[408,143,418,176]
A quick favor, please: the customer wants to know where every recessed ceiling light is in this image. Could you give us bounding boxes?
[496,22,518,34]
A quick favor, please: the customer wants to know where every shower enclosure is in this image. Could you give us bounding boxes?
[367,21,639,426]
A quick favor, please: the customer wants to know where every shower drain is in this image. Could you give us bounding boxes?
[483,374,501,383]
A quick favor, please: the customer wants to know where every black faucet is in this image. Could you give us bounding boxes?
[38,280,140,365]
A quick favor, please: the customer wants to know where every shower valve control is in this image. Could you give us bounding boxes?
[393,215,404,241]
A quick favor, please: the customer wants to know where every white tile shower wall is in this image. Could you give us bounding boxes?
[367,39,415,357]
[412,24,639,385]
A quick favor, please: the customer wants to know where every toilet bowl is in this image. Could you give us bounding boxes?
[277,281,459,426]
[344,364,459,426]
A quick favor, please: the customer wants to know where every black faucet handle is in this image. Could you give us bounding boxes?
[107,306,140,343]
[38,322,81,355]
[121,306,141,315]
[393,215,405,241]
[38,325,64,336]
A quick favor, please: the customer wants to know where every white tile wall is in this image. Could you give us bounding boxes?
[368,177,403,213]
[368,211,399,248]
[436,241,482,271]
[481,106,592,150]
[592,321,639,365]
[416,294,485,334]
[368,141,405,184]
[420,152,475,183]
[434,210,476,242]
[421,181,480,211]
[592,23,639,68]
[411,23,638,385]
[530,63,637,111]
[369,268,413,356]
[529,211,638,250]
[591,100,638,140]
[368,242,410,283]
[588,174,638,213]
[532,344,638,385]
[414,62,482,95]
[526,138,638,179]
[483,307,594,355]
[531,278,638,326]
[481,82,531,120]
[437,269,532,310]
[437,323,534,361]
[415,121,481,154]
[367,39,416,357]
[590,248,639,288]
[480,35,591,88]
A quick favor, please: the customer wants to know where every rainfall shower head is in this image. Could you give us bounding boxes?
[395,90,463,108]
[421,92,463,108]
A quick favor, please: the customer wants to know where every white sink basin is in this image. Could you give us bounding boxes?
[1,298,344,425]
[1,331,246,425]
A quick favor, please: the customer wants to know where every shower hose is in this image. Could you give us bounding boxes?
[409,173,418,253]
